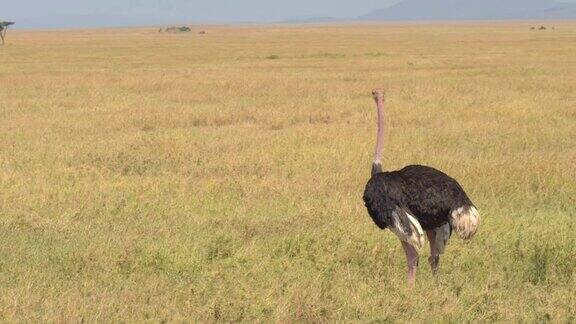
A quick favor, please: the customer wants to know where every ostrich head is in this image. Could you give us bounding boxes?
[371,88,385,175]
[372,88,385,102]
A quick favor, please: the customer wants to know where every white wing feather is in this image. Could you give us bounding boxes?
[389,208,426,250]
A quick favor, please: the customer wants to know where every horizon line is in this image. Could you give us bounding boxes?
[8,18,575,32]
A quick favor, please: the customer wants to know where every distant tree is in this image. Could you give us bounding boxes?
[163,26,191,33]
[0,21,15,45]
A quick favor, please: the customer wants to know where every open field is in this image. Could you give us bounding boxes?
[1,22,575,322]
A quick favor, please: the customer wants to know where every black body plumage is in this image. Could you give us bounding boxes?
[363,164,474,231]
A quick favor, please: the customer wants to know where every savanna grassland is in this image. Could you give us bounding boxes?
[1,22,575,322]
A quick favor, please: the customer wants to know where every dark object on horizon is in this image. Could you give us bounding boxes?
[0,21,15,45]
[530,26,536,30]
[363,88,480,286]
[162,26,192,33]
[539,25,547,30]
[199,31,206,35]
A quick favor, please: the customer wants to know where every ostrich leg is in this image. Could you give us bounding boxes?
[426,230,440,274]
[401,241,419,286]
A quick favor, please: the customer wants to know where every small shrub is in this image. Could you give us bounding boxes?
[266,55,280,60]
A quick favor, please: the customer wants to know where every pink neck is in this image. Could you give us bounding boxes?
[372,97,385,174]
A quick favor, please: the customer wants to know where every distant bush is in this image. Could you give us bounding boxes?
[162,26,192,33]
[266,55,280,60]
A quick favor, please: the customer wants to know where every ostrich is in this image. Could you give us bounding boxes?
[363,88,480,285]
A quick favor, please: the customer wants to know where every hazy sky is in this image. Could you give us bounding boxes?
[4,0,400,26]
[4,0,575,28]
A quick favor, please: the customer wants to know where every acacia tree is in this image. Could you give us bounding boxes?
[0,21,15,45]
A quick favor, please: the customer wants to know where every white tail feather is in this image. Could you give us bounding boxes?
[450,206,480,240]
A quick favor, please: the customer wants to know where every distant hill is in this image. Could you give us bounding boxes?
[359,0,576,21]
[281,16,348,24]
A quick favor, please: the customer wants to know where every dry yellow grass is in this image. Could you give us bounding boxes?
[1,22,575,322]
